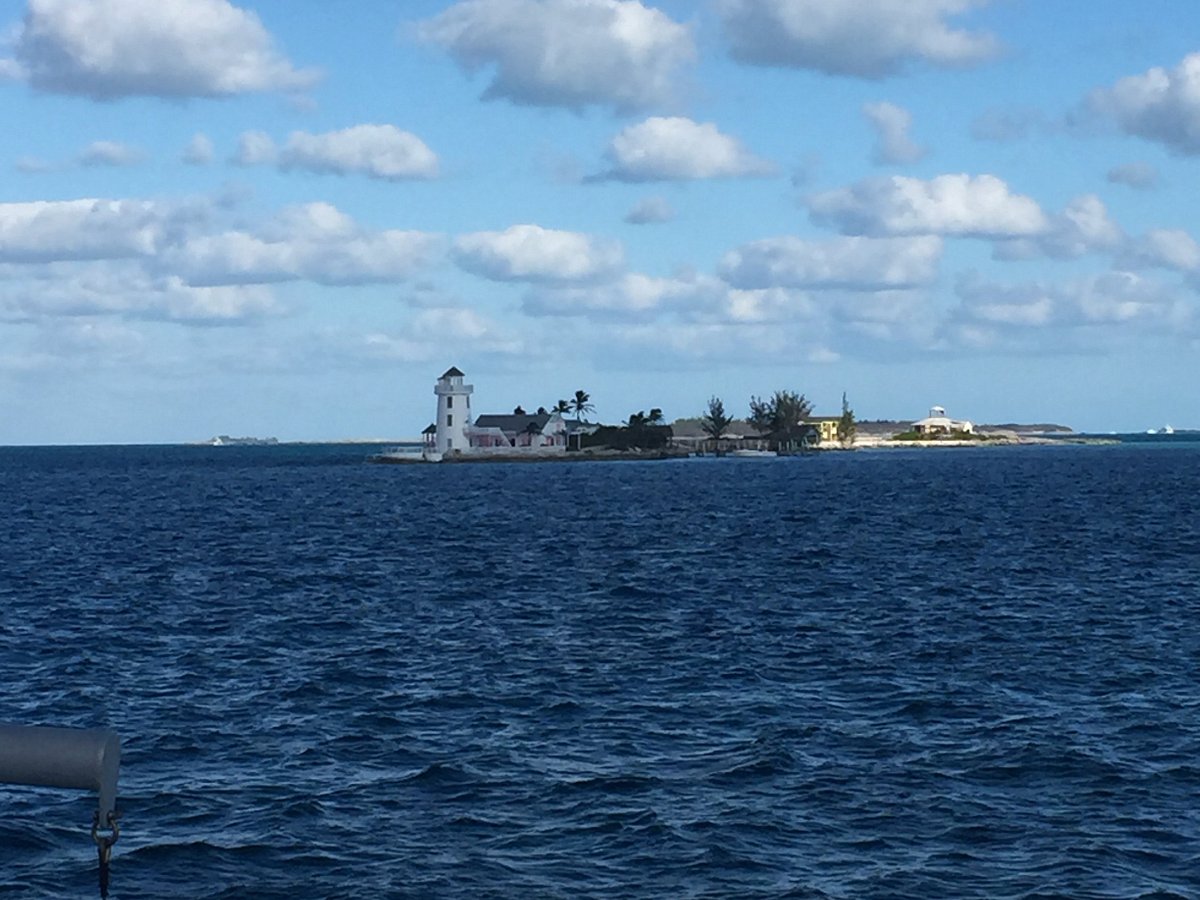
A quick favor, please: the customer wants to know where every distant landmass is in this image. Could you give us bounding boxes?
[669,417,1073,438]
[851,420,1072,436]
[199,435,279,446]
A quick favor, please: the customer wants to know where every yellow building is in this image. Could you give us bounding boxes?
[807,416,841,443]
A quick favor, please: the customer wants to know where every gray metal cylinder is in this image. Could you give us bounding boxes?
[0,724,121,821]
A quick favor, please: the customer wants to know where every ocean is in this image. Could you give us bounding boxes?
[1,441,1198,898]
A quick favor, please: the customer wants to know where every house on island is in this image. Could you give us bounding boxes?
[807,416,841,444]
[424,366,570,460]
[470,412,568,450]
[912,406,974,435]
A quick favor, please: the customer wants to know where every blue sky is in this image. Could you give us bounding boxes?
[2,0,1199,443]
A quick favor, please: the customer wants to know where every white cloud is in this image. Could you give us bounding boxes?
[165,203,440,286]
[624,196,674,224]
[720,286,817,324]
[151,278,282,322]
[716,0,998,78]
[0,262,282,324]
[990,195,1124,263]
[1069,271,1190,326]
[279,125,438,181]
[523,272,718,317]
[79,140,143,167]
[808,174,1048,238]
[1056,195,1123,254]
[362,307,525,361]
[183,133,215,166]
[0,199,163,262]
[720,235,942,290]
[233,131,277,166]
[0,57,24,82]
[409,307,523,354]
[1120,229,1200,272]
[1107,161,1159,190]
[453,224,623,282]
[14,0,318,99]
[955,275,1054,327]
[863,101,926,165]
[1089,53,1200,155]
[419,0,693,112]
[600,117,774,181]
[830,289,938,345]
[956,271,1192,333]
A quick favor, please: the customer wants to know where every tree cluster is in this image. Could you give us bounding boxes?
[701,389,855,452]
[747,390,815,451]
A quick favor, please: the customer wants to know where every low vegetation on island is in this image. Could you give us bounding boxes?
[470,380,1073,460]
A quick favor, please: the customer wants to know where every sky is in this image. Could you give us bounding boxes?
[1,0,1199,443]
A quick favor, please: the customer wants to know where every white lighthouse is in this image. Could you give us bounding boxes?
[433,366,473,455]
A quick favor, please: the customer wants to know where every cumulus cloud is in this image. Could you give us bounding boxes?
[164,202,440,286]
[716,0,998,79]
[453,224,623,283]
[1053,195,1123,255]
[1107,161,1159,190]
[79,140,143,167]
[995,194,1123,261]
[808,173,1048,238]
[1119,229,1200,272]
[0,197,439,293]
[599,117,774,181]
[279,125,438,180]
[1067,272,1190,327]
[0,199,164,262]
[624,196,674,224]
[1089,53,1200,155]
[0,263,282,324]
[233,131,277,166]
[863,101,926,164]
[523,272,720,318]
[0,57,23,82]
[954,274,1054,327]
[956,271,1192,336]
[13,0,318,99]
[607,319,800,364]
[720,235,942,290]
[183,133,215,166]
[419,0,693,112]
[363,307,524,361]
[410,307,523,353]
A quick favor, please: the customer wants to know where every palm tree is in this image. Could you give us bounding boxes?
[647,408,664,426]
[571,390,595,423]
[701,396,733,453]
[838,392,856,447]
[553,399,571,416]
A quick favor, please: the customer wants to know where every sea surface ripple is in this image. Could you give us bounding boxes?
[1,442,1198,898]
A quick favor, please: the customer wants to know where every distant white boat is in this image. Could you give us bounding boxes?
[374,445,430,462]
[730,448,777,458]
[1147,425,1175,435]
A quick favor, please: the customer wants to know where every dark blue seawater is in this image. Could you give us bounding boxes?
[2,442,1198,898]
